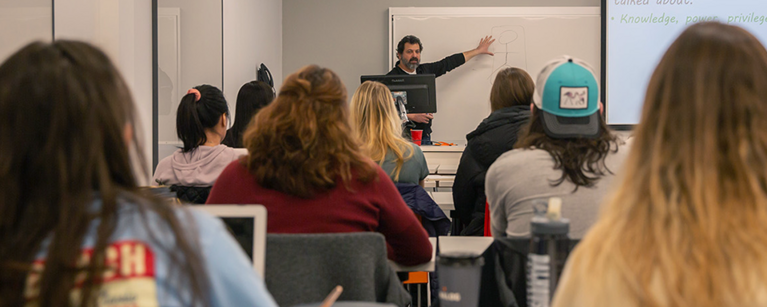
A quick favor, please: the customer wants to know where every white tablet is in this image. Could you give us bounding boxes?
[193,205,267,279]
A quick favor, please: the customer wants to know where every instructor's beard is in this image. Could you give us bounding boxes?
[405,58,420,70]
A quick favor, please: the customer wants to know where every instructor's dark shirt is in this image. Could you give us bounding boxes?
[387,53,466,139]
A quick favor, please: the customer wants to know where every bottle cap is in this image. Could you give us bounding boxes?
[530,197,570,235]
[530,217,570,235]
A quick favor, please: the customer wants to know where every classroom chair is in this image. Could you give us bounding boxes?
[169,184,211,204]
[477,238,581,307]
[264,233,411,307]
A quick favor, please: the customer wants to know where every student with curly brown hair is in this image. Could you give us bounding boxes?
[206,65,432,266]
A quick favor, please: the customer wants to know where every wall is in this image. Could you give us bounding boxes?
[55,0,154,184]
[157,0,283,163]
[283,0,599,110]
[0,0,52,62]
[157,0,223,148]
[223,0,283,106]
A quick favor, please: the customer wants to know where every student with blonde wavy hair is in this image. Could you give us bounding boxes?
[350,81,429,185]
[552,22,767,307]
[206,65,432,267]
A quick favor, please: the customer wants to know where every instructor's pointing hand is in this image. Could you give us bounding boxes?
[476,35,495,56]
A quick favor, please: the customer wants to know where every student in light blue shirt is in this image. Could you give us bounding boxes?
[0,40,277,307]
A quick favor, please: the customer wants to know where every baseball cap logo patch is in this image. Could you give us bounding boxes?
[560,87,588,110]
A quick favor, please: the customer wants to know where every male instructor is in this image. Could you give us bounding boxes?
[387,35,495,144]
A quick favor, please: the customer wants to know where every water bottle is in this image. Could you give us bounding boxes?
[527,197,570,307]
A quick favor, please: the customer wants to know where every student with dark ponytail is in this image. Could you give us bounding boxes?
[153,84,240,195]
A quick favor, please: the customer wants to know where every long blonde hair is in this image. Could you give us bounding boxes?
[350,81,414,181]
[559,22,767,307]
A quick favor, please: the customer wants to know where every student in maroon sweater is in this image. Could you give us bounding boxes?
[207,65,432,266]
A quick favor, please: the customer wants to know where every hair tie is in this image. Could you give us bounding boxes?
[187,89,201,102]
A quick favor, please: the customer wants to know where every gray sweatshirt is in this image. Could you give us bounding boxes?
[485,144,629,239]
[153,145,241,187]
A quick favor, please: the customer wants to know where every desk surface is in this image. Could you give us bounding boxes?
[389,237,437,272]
[438,236,494,256]
[389,237,495,272]
[419,145,465,152]
[429,191,454,211]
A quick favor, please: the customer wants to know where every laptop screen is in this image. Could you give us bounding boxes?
[190,205,267,279]
[221,217,254,261]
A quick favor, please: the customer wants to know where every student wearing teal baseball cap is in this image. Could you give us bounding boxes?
[485,56,629,239]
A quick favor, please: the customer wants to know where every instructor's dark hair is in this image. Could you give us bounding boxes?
[224,81,274,148]
[397,35,423,54]
[0,40,209,306]
[177,84,229,152]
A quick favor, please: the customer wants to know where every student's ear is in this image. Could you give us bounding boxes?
[219,113,227,128]
[598,102,604,115]
[123,123,134,148]
[530,103,534,113]
[396,53,401,60]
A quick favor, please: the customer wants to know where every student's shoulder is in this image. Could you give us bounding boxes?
[221,159,248,173]
[407,143,425,156]
[494,147,549,164]
[488,148,551,176]
[113,195,227,244]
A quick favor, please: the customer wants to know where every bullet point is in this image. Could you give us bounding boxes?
[611,17,615,20]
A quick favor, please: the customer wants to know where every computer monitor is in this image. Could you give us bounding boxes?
[192,205,267,279]
[360,74,437,114]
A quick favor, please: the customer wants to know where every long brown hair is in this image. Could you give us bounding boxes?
[553,22,767,307]
[350,81,414,181]
[0,41,209,306]
[515,107,619,188]
[242,65,377,198]
[490,67,534,112]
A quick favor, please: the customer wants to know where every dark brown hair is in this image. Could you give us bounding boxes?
[242,65,377,198]
[490,67,534,112]
[515,107,619,189]
[177,84,229,152]
[224,81,274,148]
[0,41,209,306]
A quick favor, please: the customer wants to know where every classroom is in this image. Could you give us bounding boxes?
[3,0,767,306]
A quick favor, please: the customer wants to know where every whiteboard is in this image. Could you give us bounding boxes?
[390,7,601,143]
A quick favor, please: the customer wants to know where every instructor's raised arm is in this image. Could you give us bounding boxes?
[463,36,496,62]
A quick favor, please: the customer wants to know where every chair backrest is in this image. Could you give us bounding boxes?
[264,232,411,307]
[192,205,267,278]
[478,238,581,307]
[170,185,212,204]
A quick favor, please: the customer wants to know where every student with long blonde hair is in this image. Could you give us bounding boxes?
[350,81,429,185]
[553,22,767,307]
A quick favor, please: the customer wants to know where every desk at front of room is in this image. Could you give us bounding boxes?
[420,144,463,219]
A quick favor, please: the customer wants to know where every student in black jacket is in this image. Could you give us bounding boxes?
[388,35,495,143]
[452,67,534,235]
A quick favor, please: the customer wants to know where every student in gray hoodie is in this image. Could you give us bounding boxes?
[153,85,240,191]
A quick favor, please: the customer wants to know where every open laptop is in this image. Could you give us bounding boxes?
[193,205,267,279]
